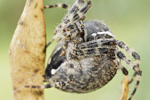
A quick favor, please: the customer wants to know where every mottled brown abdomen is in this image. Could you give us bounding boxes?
[48,55,118,93]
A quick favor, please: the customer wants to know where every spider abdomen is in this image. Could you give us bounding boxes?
[46,49,118,93]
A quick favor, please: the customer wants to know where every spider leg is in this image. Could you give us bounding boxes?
[25,84,52,89]
[120,64,129,76]
[55,21,87,49]
[46,20,87,48]
[72,47,115,57]
[128,72,136,84]
[117,58,129,76]
[117,40,140,67]
[46,24,77,48]
[116,40,142,100]
[116,50,141,100]
[54,0,91,39]
[46,0,91,47]
[44,3,70,48]
[64,21,86,41]
[46,0,87,48]
[64,0,85,20]
[116,40,141,84]
[54,0,86,36]
[74,21,87,42]
[67,38,117,57]
[63,0,91,24]
[25,79,72,89]
[74,39,116,49]
[44,3,69,10]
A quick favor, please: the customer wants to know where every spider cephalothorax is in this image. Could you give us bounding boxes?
[26,0,142,100]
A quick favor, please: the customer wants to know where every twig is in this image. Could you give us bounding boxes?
[119,76,129,100]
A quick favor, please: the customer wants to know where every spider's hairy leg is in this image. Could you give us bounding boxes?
[74,39,117,49]
[25,84,52,89]
[74,21,87,42]
[25,80,71,89]
[45,24,76,48]
[116,58,129,76]
[58,21,86,44]
[116,50,142,100]
[44,3,69,10]
[117,40,141,84]
[128,72,137,84]
[54,0,91,37]
[116,40,142,100]
[72,47,116,57]
[120,64,129,76]
[46,0,86,48]
[52,21,87,49]
[117,40,140,67]
[55,0,86,35]
[57,29,77,43]
[71,38,117,57]
[64,0,85,19]
[47,0,91,48]
[44,3,70,48]
[63,0,91,24]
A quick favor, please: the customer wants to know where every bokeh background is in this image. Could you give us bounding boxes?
[0,0,150,100]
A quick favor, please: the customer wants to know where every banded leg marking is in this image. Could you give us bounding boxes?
[73,47,115,57]
[25,79,73,89]
[74,39,116,49]
[54,0,91,36]
[116,50,142,100]
[117,40,140,65]
[44,3,69,10]
[46,0,90,47]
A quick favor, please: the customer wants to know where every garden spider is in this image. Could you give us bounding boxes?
[26,0,142,100]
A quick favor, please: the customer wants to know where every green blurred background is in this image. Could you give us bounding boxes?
[0,0,150,100]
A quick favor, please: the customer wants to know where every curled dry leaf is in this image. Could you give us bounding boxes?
[9,0,46,100]
[119,76,129,100]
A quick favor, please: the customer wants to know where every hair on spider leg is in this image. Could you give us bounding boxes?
[44,3,69,10]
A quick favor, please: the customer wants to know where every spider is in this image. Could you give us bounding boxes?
[26,0,142,100]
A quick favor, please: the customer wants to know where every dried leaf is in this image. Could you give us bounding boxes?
[9,0,46,100]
